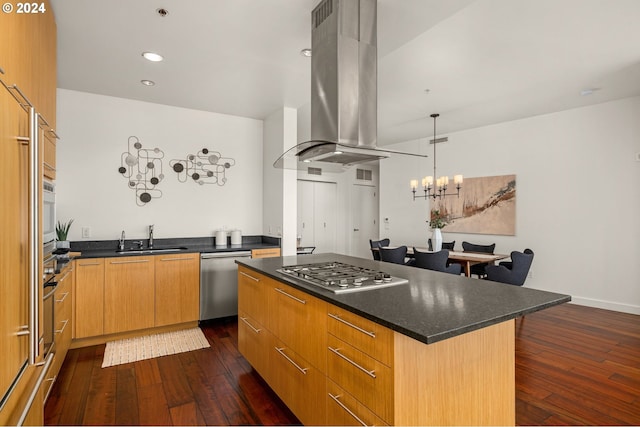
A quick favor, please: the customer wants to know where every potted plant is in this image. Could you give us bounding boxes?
[428,209,447,251]
[56,219,74,249]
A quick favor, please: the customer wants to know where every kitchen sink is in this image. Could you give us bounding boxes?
[115,246,189,254]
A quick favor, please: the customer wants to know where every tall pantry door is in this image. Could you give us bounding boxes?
[0,81,30,403]
[296,180,337,254]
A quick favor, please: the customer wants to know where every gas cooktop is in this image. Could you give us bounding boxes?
[277,261,408,294]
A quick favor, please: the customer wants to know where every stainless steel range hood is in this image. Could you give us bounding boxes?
[274,0,427,171]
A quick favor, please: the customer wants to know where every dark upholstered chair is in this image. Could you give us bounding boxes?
[413,248,462,275]
[462,241,496,278]
[379,246,409,265]
[485,249,534,286]
[369,238,390,261]
[427,239,455,251]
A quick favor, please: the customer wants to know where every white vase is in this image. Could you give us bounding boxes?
[431,228,443,251]
[57,240,70,249]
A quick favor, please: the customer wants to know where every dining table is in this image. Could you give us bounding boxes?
[374,246,510,277]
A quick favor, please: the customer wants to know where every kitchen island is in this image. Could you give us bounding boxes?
[236,253,570,426]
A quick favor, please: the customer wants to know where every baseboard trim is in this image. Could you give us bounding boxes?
[570,297,640,315]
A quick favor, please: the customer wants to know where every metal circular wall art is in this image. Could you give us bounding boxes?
[118,136,165,206]
[170,148,235,186]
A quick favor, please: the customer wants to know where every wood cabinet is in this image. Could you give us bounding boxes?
[74,253,200,342]
[251,248,281,258]
[74,259,105,339]
[269,282,327,372]
[155,253,199,326]
[42,130,56,180]
[270,337,327,426]
[104,256,155,334]
[238,270,516,426]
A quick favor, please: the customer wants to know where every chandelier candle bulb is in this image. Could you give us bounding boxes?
[454,175,463,185]
[411,179,418,190]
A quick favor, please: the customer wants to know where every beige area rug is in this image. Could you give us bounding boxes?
[101,327,210,368]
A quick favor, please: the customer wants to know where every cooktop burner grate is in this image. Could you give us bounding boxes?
[277,261,408,293]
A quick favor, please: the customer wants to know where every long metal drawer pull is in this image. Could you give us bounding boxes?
[239,271,260,282]
[275,287,307,305]
[328,347,376,378]
[55,292,69,303]
[240,317,262,333]
[16,324,30,336]
[43,161,56,171]
[79,262,101,266]
[328,393,368,427]
[160,257,191,261]
[17,352,54,426]
[43,375,58,402]
[55,319,69,334]
[275,347,308,375]
[328,313,376,338]
[110,259,150,264]
[58,270,70,283]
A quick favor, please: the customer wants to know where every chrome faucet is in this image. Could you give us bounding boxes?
[119,230,125,251]
[148,224,154,249]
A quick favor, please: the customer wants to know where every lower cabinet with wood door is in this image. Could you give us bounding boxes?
[237,265,516,426]
[155,253,200,326]
[73,253,200,346]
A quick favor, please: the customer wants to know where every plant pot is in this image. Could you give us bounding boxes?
[57,240,70,249]
[431,229,443,251]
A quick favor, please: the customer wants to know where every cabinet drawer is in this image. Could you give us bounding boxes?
[327,305,393,366]
[270,338,326,426]
[237,266,270,327]
[237,310,271,381]
[326,379,388,426]
[269,282,327,372]
[251,248,281,258]
[43,135,56,180]
[327,335,393,423]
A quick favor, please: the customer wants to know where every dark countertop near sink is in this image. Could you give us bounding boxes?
[236,253,571,346]
[68,235,280,259]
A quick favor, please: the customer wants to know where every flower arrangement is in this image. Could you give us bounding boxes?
[428,209,447,229]
[56,219,74,241]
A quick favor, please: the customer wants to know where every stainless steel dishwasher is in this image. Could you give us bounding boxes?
[200,251,252,321]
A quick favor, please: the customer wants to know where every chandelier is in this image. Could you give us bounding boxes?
[411,113,462,200]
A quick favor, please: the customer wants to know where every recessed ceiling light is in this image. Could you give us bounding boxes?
[142,52,164,62]
[156,8,168,17]
[300,48,312,57]
[580,87,600,96]
[140,79,155,86]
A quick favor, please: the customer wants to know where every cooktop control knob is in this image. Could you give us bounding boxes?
[383,273,392,282]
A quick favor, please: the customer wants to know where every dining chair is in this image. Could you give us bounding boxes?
[462,241,496,278]
[413,248,462,275]
[379,245,410,265]
[485,249,534,286]
[369,238,390,261]
[427,239,455,251]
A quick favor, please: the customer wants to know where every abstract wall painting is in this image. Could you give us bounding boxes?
[435,174,516,235]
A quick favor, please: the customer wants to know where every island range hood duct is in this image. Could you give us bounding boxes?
[274,0,427,172]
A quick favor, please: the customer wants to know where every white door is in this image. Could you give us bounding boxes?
[297,180,337,254]
[297,180,315,247]
[314,181,337,253]
[351,185,378,258]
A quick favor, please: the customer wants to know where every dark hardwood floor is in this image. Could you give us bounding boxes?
[45,303,640,426]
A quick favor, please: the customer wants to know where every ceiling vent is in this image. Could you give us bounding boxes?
[356,168,372,181]
[308,167,322,176]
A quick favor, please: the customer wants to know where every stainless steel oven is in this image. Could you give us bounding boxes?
[43,180,55,244]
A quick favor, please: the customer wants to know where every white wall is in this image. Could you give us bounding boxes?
[56,89,263,241]
[381,96,640,314]
[263,107,297,255]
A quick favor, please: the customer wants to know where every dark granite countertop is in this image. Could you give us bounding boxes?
[236,253,571,345]
[69,235,280,259]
